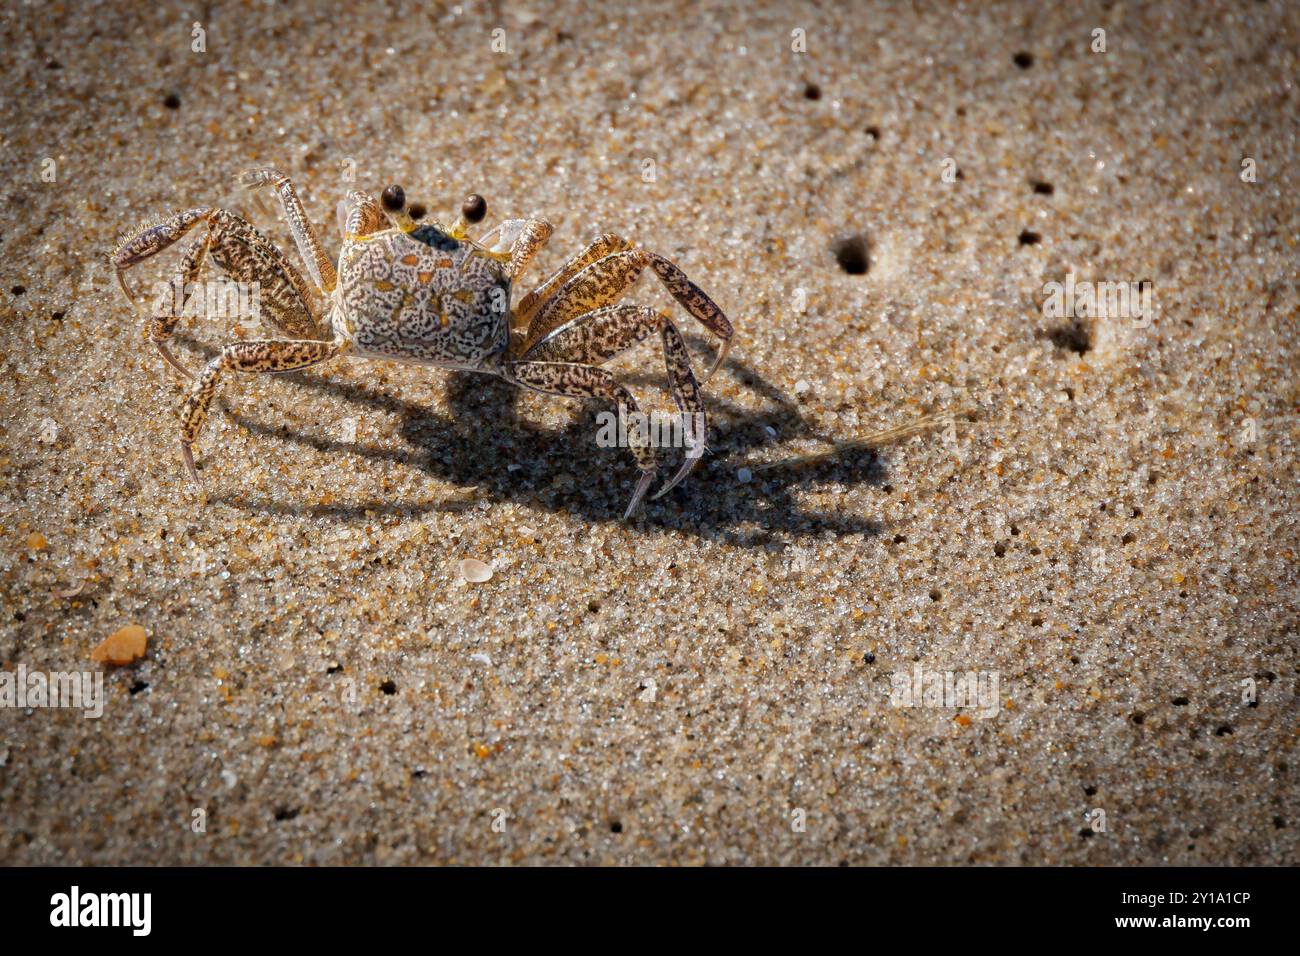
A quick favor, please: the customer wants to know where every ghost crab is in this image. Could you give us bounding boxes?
[112,168,733,517]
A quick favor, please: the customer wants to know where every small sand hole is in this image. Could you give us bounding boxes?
[803,82,822,100]
[1048,320,1092,354]
[831,234,870,275]
[1013,51,1034,69]
[1018,229,1041,246]
[379,679,397,695]
[1031,179,1054,195]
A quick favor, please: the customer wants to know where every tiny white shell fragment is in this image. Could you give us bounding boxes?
[794,379,811,395]
[459,558,493,583]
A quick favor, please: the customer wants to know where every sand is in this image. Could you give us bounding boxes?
[0,0,1296,864]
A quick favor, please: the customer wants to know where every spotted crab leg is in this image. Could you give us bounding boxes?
[518,304,707,507]
[237,167,338,294]
[520,242,733,381]
[498,359,658,519]
[179,337,351,498]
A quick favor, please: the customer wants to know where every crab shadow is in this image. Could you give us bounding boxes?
[181,335,887,544]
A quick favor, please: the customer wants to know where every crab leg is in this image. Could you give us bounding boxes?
[515,234,631,326]
[237,167,338,294]
[522,244,733,380]
[178,337,351,495]
[112,207,213,310]
[499,360,657,518]
[520,304,707,501]
[147,231,211,379]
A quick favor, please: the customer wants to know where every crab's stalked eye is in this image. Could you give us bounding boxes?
[461,194,487,224]
[381,184,406,212]
[407,202,427,221]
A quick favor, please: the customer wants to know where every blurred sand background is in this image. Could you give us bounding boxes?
[0,0,1296,864]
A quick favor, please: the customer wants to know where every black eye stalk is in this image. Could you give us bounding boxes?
[381,184,405,212]
[382,183,424,231]
[462,194,487,224]
[383,185,482,237]
[451,193,487,239]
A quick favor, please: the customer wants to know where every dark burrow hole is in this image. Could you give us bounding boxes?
[1084,785,1097,796]
[993,542,1007,557]
[379,679,397,695]
[163,92,181,109]
[1018,229,1041,246]
[831,234,870,275]
[128,680,149,695]
[892,534,906,545]
[609,821,623,834]
[863,652,875,664]
[11,285,26,295]
[865,125,881,140]
[1047,319,1092,354]
[929,590,941,602]
[803,82,822,100]
[1013,51,1034,69]
[1131,712,1145,725]
[1031,179,1054,195]
[273,806,300,821]
[1215,725,1233,736]
[1172,696,1190,706]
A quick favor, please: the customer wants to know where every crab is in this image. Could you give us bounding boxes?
[111,168,733,517]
